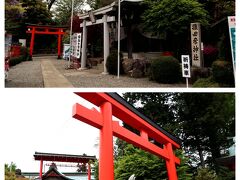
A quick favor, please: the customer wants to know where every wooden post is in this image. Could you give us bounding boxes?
[29,27,35,58]
[57,29,62,59]
[40,159,43,179]
[99,102,114,180]
[88,162,91,180]
[165,143,178,180]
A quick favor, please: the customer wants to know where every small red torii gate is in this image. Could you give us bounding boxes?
[72,93,181,180]
[26,24,67,59]
[34,152,96,180]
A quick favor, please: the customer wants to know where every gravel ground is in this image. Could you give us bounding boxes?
[53,59,186,88]
[5,56,186,88]
[5,59,44,88]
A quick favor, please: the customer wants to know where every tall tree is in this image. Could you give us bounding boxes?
[21,0,53,25]
[122,93,235,170]
[142,0,209,56]
[5,0,25,35]
[176,93,235,168]
[115,144,192,180]
[5,162,17,180]
[53,0,85,25]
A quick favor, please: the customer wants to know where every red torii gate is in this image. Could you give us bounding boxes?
[72,93,181,180]
[34,152,96,180]
[26,24,67,59]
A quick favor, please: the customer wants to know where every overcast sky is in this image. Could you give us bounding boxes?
[1,90,103,173]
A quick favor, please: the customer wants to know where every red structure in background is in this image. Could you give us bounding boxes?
[34,152,96,180]
[73,93,181,180]
[26,24,67,59]
[10,45,21,57]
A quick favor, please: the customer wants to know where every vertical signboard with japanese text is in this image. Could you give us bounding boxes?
[71,33,82,58]
[181,55,191,78]
[191,23,202,67]
[181,55,191,88]
[228,16,235,70]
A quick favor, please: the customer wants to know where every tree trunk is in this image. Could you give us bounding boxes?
[127,25,133,59]
[198,147,205,167]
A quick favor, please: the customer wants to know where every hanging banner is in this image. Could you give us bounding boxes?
[63,44,70,60]
[228,16,235,69]
[190,23,203,67]
[71,33,82,58]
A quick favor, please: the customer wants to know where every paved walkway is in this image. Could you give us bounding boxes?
[41,59,73,87]
[5,56,186,88]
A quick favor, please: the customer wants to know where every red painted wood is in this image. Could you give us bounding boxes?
[40,159,43,179]
[165,143,178,180]
[88,162,91,180]
[99,102,114,180]
[74,92,180,148]
[26,26,66,57]
[29,27,35,56]
[73,93,181,180]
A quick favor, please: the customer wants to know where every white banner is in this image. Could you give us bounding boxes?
[71,33,82,58]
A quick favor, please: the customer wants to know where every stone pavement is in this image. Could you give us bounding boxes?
[5,56,186,88]
[41,59,73,88]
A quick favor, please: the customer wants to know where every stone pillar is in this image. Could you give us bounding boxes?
[103,14,110,74]
[80,19,87,70]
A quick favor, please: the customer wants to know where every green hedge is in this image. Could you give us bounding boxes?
[212,60,234,86]
[20,47,31,61]
[193,77,219,87]
[9,56,24,67]
[149,56,181,83]
[106,50,123,75]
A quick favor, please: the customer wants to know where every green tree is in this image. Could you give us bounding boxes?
[5,162,17,180]
[54,0,93,25]
[5,0,25,35]
[176,93,235,168]
[142,0,209,35]
[21,0,53,25]
[115,143,192,180]
[122,93,235,174]
[142,0,209,56]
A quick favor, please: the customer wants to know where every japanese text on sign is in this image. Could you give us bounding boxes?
[191,23,202,67]
[71,33,82,58]
[181,55,191,78]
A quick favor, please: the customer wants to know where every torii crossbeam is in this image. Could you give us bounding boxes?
[72,93,181,180]
[34,152,96,180]
[26,24,67,59]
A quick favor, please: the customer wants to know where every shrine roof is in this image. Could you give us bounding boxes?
[34,152,96,163]
[78,0,143,19]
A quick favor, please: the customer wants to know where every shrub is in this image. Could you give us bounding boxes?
[149,56,181,83]
[190,67,211,84]
[193,77,219,87]
[106,50,123,75]
[20,47,30,61]
[212,60,234,86]
[9,56,24,67]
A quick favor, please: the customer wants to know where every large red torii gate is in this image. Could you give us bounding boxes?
[72,92,181,180]
[26,24,67,59]
[34,152,96,180]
